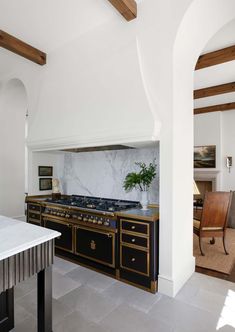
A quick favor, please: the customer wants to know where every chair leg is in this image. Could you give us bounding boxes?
[199,237,205,256]
[223,235,229,255]
[210,237,215,245]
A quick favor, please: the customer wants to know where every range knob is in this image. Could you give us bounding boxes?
[83,217,88,222]
[61,213,65,217]
[65,214,70,218]
[104,220,110,227]
[78,215,83,221]
[92,219,98,224]
[97,220,103,225]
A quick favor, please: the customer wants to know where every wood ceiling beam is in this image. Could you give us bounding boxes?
[107,0,137,21]
[195,45,235,70]
[194,82,235,99]
[0,30,46,65]
[194,102,235,115]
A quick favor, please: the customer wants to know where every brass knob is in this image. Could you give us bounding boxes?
[131,226,135,230]
[131,238,136,243]
[131,258,136,262]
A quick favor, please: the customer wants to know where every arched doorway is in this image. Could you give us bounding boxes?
[158,0,235,296]
[0,79,27,218]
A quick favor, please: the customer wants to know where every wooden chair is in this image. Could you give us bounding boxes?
[193,191,233,256]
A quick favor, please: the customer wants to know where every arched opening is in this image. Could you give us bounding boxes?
[0,79,28,218]
[158,0,235,296]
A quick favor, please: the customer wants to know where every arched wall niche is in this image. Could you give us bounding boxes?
[158,0,235,296]
[0,78,28,218]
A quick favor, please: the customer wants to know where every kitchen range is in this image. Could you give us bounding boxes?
[26,194,159,293]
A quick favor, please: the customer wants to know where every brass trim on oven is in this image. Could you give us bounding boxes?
[120,241,149,252]
[43,218,74,254]
[120,219,150,237]
[120,244,150,277]
[74,225,115,268]
[28,218,41,225]
[120,233,149,250]
[28,209,41,215]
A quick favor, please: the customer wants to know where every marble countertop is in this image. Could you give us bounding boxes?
[116,207,159,222]
[0,216,60,261]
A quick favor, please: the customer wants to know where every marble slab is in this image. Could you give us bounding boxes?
[0,215,60,261]
[57,146,159,204]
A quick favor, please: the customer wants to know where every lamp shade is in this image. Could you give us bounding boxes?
[193,180,200,195]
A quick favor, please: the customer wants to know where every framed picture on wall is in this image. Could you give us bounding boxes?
[39,178,52,191]
[194,145,216,168]
[38,166,53,177]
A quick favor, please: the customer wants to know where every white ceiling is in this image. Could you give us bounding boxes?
[0,0,118,53]
[194,19,235,109]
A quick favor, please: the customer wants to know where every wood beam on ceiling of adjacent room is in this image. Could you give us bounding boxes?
[194,102,235,115]
[107,0,137,21]
[194,82,235,99]
[0,30,46,65]
[195,45,235,70]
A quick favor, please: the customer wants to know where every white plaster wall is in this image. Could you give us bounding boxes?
[29,151,63,195]
[57,146,159,203]
[221,110,235,191]
[0,80,27,218]
[194,110,235,191]
[194,112,222,171]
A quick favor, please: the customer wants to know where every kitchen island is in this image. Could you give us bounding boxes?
[0,216,60,332]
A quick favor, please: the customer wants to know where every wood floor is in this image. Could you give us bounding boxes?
[194,208,235,282]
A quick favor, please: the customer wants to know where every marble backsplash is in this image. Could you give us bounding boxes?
[57,145,159,204]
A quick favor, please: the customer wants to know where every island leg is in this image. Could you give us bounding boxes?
[37,266,52,332]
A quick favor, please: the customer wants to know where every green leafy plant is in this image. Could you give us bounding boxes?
[123,160,157,192]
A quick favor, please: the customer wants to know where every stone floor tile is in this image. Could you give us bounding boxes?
[86,272,117,293]
[53,256,78,275]
[53,271,81,299]
[58,285,120,323]
[66,266,98,284]
[100,304,173,332]
[101,280,137,304]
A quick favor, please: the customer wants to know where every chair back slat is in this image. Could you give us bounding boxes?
[200,192,232,230]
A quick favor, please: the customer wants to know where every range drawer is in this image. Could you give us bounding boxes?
[120,219,149,236]
[121,233,148,249]
[44,219,73,253]
[75,226,115,268]
[28,212,40,221]
[121,245,149,276]
[28,204,41,212]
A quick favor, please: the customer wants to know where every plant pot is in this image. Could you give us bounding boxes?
[140,191,149,210]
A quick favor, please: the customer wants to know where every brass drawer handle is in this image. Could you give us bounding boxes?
[131,238,136,243]
[131,226,136,230]
[131,258,136,262]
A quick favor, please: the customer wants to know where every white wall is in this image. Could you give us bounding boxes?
[29,151,63,195]
[0,80,27,218]
[221,110,235,190]
[58,146,159,203]
[194,110,235,191]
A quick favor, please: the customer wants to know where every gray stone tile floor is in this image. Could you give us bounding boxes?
[11,256,235,331]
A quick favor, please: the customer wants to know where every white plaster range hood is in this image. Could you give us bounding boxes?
[26,29,161,152]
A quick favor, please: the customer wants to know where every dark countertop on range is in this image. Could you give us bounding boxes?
[116,207,159,222]
[26,195,159,222]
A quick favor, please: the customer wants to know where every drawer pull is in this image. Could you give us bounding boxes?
[131,226,136,230]
[131,238,136,243]
[131,258,136,262]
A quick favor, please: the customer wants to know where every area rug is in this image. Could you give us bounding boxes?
[193,228,235,274]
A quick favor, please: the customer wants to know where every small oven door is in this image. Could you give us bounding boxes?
[75,226,115,268]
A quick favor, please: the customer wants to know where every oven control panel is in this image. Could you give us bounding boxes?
[43,207,116,229]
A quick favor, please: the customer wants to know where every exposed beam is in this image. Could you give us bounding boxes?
[195,45,235,70]
[194,82,235,99]
[107,0,137,21]
[0,30,46,65]
[194,102,235,115]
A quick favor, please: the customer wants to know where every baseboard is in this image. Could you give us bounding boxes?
[158,257,195,297]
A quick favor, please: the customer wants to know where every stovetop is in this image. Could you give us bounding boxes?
[46,195,140,213]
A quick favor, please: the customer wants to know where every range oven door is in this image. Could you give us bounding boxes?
[43,218,73,253]
[75,226,115,268]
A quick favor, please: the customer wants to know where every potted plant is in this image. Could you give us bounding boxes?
[123,160,157,210]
